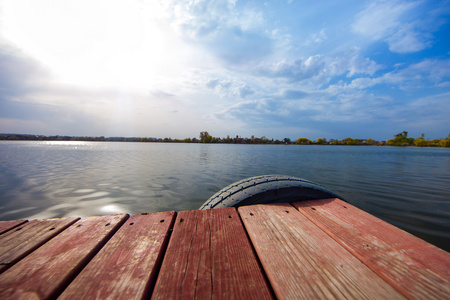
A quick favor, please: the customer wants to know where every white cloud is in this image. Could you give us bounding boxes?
[205,78,220,89]
[346,50,382,77]
[386,23,432,53]
[255,48,381,85]
[239,85,255,98]
[169,0,263,36]
[353,0,437,53]
[167,0,273,64]
[394,92,450,135]
[202,76,248,99]
[266,55,327,82]
[349,58,450,90]
[304,29,327,46]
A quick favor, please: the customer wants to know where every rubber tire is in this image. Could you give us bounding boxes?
[199,175,343,209]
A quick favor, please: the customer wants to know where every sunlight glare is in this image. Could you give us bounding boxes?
[100,204,125,214]
[1,0,172,89]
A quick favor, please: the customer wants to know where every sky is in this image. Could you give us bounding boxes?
[0,0,449,141]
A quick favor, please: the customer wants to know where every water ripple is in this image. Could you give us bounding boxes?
[1,141,449,251]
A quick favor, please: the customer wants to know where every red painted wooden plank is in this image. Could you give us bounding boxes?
[293,198,450,299]
[0,217,79,274]
[238,203,404,299]
[152,208,273,300]
[59,212,176,300]
[0,220,28,235]
[0,214,128,299]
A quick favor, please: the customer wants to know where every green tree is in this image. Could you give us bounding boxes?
[200,131,212,143]
[429,139,442,147]
[387,131,414,146]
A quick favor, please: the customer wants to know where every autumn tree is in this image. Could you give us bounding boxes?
[296,138,311,144]
[441,135,450,147]
[413,134,427,147]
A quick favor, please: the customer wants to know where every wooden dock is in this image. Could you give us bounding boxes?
[0,198,449,299]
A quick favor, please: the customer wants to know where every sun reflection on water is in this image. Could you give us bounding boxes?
[100,204,125,214]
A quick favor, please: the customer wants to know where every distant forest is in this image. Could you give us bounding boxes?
[1,131,449,147]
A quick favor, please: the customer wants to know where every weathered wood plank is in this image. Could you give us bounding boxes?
[0,217,79,274]
[293,198,450,299]
[59,212,176,300]
[238,203,404,299]
[0,214,128,299]
[0,220,28,235]
[152,207,273,300]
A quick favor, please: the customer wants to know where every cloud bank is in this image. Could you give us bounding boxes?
[0,0,449,140]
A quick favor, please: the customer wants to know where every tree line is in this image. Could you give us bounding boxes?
[1,131,449,147]
[196,131,450,147]
[385,131,450,147]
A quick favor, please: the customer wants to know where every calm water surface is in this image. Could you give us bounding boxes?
[1,141,449,251]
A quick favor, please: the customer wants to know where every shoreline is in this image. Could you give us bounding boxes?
[1,133,449,147]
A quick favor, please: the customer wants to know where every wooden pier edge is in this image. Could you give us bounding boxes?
[0,198,448,299]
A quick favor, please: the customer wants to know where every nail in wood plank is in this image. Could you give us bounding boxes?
[0,217,79,274]
[239,203,404,300]
[0,220,28,235]
[59,212,176,300]
[293,198,450,299]
[152,207,273,300]
[0,214,128,299]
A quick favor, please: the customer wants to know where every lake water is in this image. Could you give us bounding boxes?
[1,141,449,251]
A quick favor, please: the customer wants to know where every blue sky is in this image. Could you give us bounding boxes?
[0,0,449,140]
